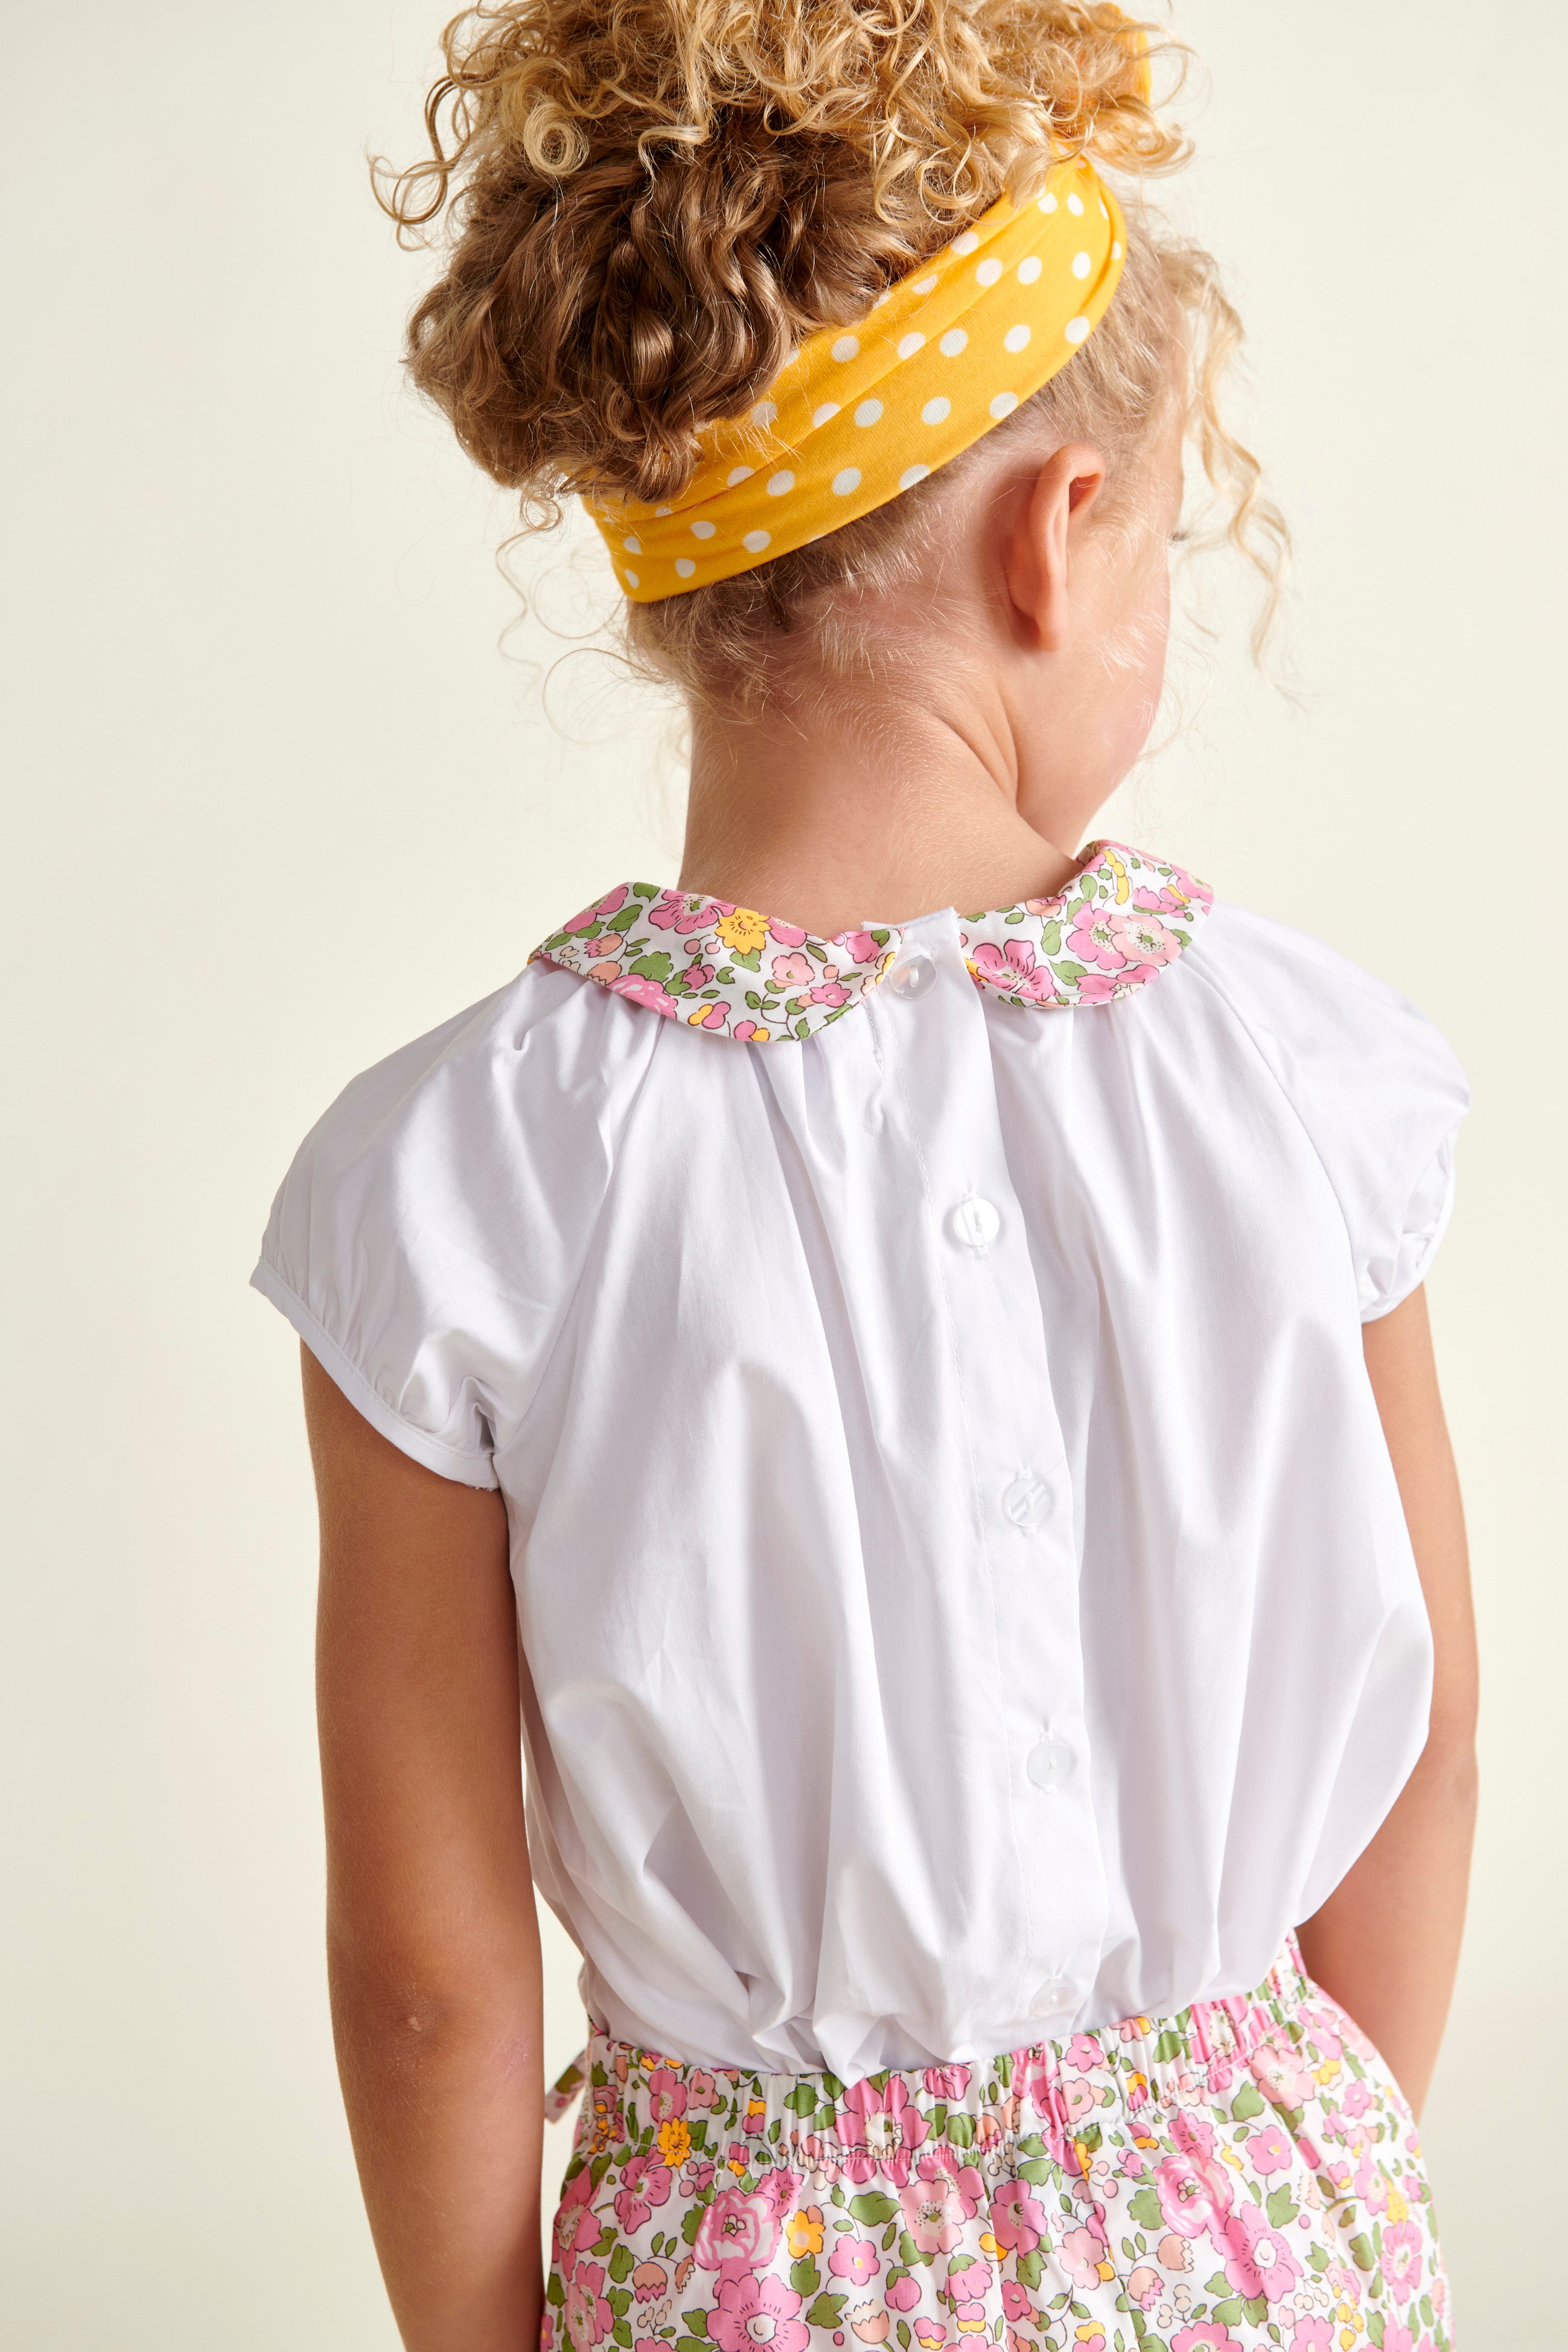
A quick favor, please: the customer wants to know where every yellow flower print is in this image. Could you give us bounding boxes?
[657,2118,692,2166]
[1075,2328,1107,2350]
[1385,2186,1409,2225]
[1218,2144,1245,2173]
[715,908,768,955]
[786,2205,824,2258]
[1103,848,1130,904]
[1315,2058,1342,2086]
[979,2232,1003,2258]
[745,2097,766,2130]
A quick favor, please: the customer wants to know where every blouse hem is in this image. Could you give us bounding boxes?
[249,1257,501,1491]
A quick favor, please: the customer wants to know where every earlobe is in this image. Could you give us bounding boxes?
[1004,443,1107,653]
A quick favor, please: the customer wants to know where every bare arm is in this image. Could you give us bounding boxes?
[304,1346,545,2352]
[1296,1284,1478,2118]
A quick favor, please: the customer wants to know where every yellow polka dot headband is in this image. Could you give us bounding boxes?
[587,155,1126,602]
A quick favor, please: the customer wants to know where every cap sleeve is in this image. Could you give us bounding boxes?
[250,961,661,1488]
[1194,907,1470,1322]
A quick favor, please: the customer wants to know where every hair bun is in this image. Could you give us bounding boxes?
[380,3,1182,508]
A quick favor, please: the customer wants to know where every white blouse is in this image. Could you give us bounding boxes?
[252,845,1467,2084]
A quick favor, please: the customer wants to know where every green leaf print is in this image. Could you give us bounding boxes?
[897,2328,910,2351]
[608,2289,632,2318]
[1152,2031,1184,2065]
[612,2325,632,2348]
[681,2315,710,2338]
[1230,2081,1264,2121]
[681,2207,702,2246]
[593,2228,617,2258]
[1242,2298,1269,2327]
[1349,2234,1376,2272]
[805,2295,847,2330]
[1367,2317,1386,2350]
[1211,2302,1243,2326]
[849,2192,899,2227]
[1265,2187,1298,2229]
[1076,2123,1102,2156]
[1017,2135,1048,2161]
[1126,2187,1164,2233]
[945,2114,977,2150]
[790,2260,820,2298]
[1055,960,1089,983]
[547,2275,565,2309]
[730,949,762,972]
[1015,2252,1044,2292]
[1017,2161,1051,2185]
[608,2246,636,2283]
[745,991,763,1012]
[605,907,641,933]
[628,952,674,982]
[1204,2275,1231,2298]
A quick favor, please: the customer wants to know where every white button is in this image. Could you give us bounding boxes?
[1029,1977,1072,2018]
[1026,1735,1072,1793]
[888,951,937,1001]
[948,1195,1001,1257]
[1002,1471,1054,1533]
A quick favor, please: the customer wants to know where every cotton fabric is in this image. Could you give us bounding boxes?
[251,853,1467,2082]
[585,159,1124,602]
[540,1939,1449,2352]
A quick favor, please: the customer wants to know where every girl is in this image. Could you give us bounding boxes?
[253,8,1475,2350]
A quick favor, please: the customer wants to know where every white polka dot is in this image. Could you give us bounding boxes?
[832,467,862,496]
[897,331,926,360]
[1072,251,1092,280]
[623,534,642,553]
[1112,241,1123,261]
[952,230,980,255]
[655,505,672,517]
[989,391,1019,419]
[691,519,717,539]
[742,529,771,553]
[976,257,1002,287]
[854,398,884,427]
[726,467,753,486]
[913,275,939,295]
[674,557,696,578]
[1037,192,1059,214]
[1068,193,1085,215]
[1003,323,1031,353]
[873,288,893,307]
[766,471,795,497]
[812,403,841,429]
[1065,315,1091,345]
[830,334,859,362]
[624,570,640,588]
[751,400,778,426]
[899,464,931,491]
[1017,256,1042,285]
[921,396,951,426]
[1099,199,1109,220]
[939,328,967,357]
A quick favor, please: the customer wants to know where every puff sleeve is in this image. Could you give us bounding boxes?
[1193,906,1469,1321]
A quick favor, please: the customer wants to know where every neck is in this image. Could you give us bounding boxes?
[678,688,1080,938]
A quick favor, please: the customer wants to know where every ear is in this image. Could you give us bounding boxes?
[1004,443,1108,652]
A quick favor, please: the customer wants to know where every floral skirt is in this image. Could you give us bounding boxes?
[542,1940,1448,2352]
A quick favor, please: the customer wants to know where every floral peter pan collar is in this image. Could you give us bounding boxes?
[533,842,1212,1045]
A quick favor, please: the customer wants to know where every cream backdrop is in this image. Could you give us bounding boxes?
[4,2,1561,2345]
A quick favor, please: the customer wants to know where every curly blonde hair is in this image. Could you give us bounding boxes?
[379,2,1285,706]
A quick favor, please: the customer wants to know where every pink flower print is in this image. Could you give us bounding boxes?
[760,2167,802,2214]
[648,890,718,935]
[681,2158,718,2199]
[768,919,808,948]
[836,2075,929,2186]
[1301,2008,1343,2063]
[741,2097,768,2137]
[731,1021,768,1042]
[681,958,716,989]
[1060,2076,1097,2126]
[1157,2232,1193,2272]
[922,2063,972,2101]
[610,972,680,1018]
[829,2238,881,2288]
[1289,2325,1334,2352]
[1248,2120,1295,2176]
[1061,2035,1102,2076]
[1382,2219,1425,2301]
[566,883,629,933]
[988,2181,1049,2255]
[1155,2150,1233,2240]
[945,2256,992,2303]
[914,2147,986,2217]
[899,2174,964,2256]
[564,2261,614,2350]
[886,2275,922,2314]
[710,2272,811,2352]
[913,2322,945,2352]
[1065,902,1134,972]
[1074,964,1150,1004]
[770,951,815,989]
[806,975,851,1008]
[1324,2261,1360,2307]
[847,2304,890,2344]
[953,2301,987,2335]
[614,2152,674,2234]
[837,929,878,963]
[632,2262,668,2304]
[687,1002,728,1030]
[1120,2146,1148,2179]
[695,2187,782,2274]
[1250,2038,1317,2111]
[1339,2080,1373,2121]
[583,931,625,958]
[1132,883,1185,916]
[588,957,623,983]
[1111,910,1181,964]
[1381,2328,1415,2352]
[689,2070,717,2109]
[1000,2281,1033,2324]
[1171,2329,1242,2352]
[553,2164,601,2264]
[1060,2222,1110,2291]
[1215,2199,1302,2303]
[970,938,1060,1004]
[648,2070,688,2123]
[1126,2266,1162,2311]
